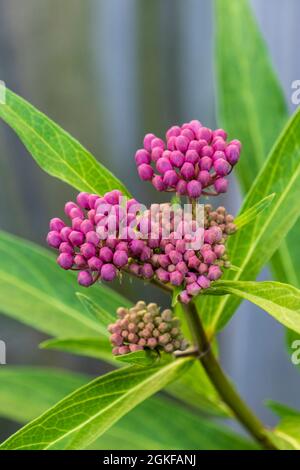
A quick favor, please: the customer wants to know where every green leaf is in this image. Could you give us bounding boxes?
[266,403,300,450]
[215,0,288,191]
[39,337,115,364]
[196,106,300,335]
[234,194,275,229]
[171,286,183,307]
[0,367,253,450]
[91,396,257,451]
[266,402,300,449]
[0,358,192,450]
[76,293,116,330]
[0,88,130,196]
[206,280,300,334]
[286,329,300,371]
[266,400,300,419]
[166,361,230,418]
[0,232,229,420]
[0,230,129,338]
[0,367,88,423]
[215,0,300,292]
[268,410,300,450]
[116,350,158,367]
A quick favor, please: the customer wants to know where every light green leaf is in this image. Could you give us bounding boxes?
[266,402,300,449]
[76,293,116,330]
[215,0,287,191]
[215,0,300,294]
[39,337,115,364]
[0,88,130,196]
[207,280,300,334]
[0,230,129,338]
[266,404,300,450]
[0,367,253,450]
[227,264,240,272]
[0,367,88,423]
[0,358,192,450]
[171,286,182,307]
[116,350,158,367]
[234,194,275,229]
[196,106,300,335]
[285,329,300,371]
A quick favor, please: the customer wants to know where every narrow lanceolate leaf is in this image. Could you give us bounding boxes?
[0,358,192,450]
[76,293,116,329]
[39,337,115,364]
[0,367,89,423]
[166,361,230,418]
[116,350,158,367]
[266,403,300,450]
[215,0,287,190]
[234,194,275,230]
[267,401,300,420]
[285,328,300,373]
[0,368,254,450]
[0,88,130,196]
[215,0,300,290]
[196,107,300,334]
[0,231,129,338]
[92,397,257,451]
[40,337,230,418]
[266,424,300,450]
[208,281,300,334]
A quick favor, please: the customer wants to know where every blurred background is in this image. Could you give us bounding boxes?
[0,0,299,440]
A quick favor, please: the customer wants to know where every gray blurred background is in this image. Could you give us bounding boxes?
[0,0,299,440]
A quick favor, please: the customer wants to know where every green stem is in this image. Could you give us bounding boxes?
[185,301,276,450]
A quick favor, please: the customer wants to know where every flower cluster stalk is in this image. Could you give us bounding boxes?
[185,301,276,450]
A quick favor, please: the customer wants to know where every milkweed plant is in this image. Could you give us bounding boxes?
[0,0,300,452]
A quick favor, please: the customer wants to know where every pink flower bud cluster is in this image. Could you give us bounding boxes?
[109,301,188,355]
[131,203,237,304]
[135,120,241,198]
[47,191,236,303]
[177,205,236,303]
[47,190,148,287]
